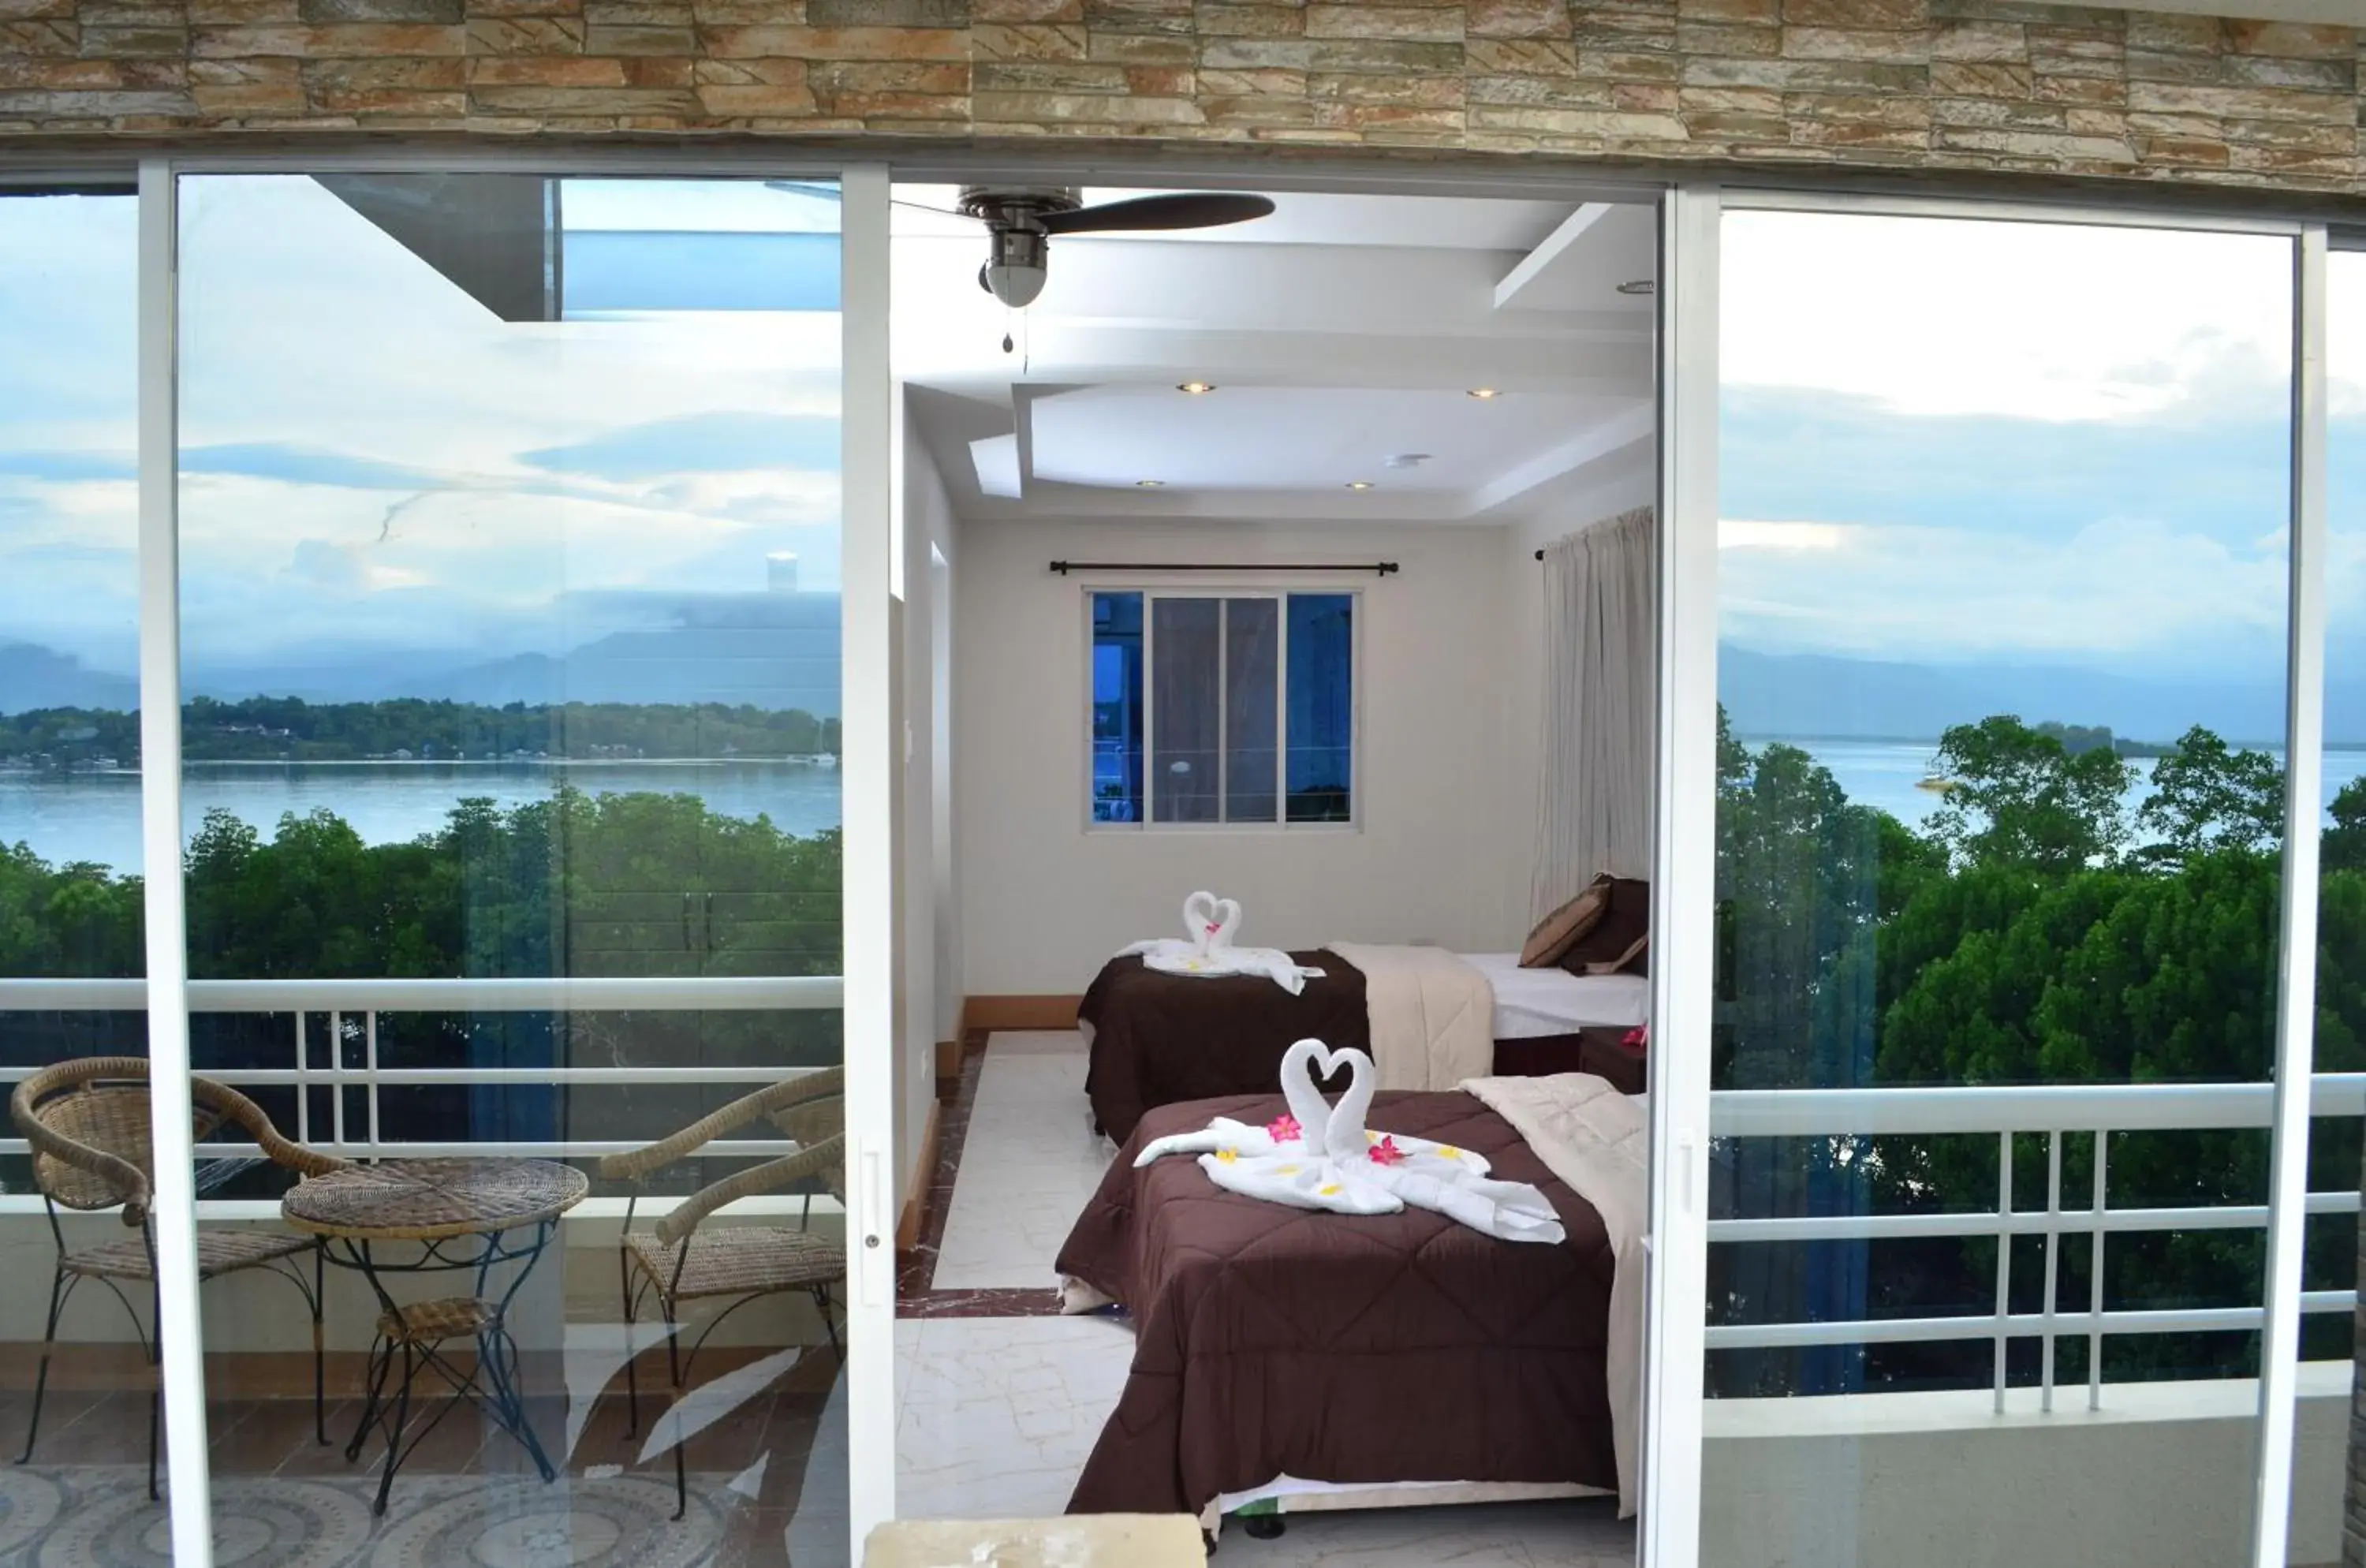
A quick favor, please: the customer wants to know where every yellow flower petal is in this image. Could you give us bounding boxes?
[1318,1184,1341,1197]
[1215,1148,1237,1164]
[1438,1146,1461,1161]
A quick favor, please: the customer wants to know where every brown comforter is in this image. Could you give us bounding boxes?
[1056,1088,1619,1519]
[1078,954,1594,1141]
[1080,952,1370,1141]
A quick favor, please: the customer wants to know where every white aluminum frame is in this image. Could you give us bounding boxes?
[2252,220,2331,1568]
[1080,583,1365,834]
[107,155,901,1566]
[1649,185,2336,1568]
[1643,181,1719,1568]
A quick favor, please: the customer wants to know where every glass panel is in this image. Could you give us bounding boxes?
[1286,593,1353,823]
[177,174,849,1562]
[0,189,162,1500]
[1224,598,1278,823]
[1705,211,2293,1566]
[2305,248,2366,1562]
[1151,597,1220,824]
[1090,591,1143,824]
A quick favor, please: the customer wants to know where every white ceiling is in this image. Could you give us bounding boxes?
[892,185,1658,526]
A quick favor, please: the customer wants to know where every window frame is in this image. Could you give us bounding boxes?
[1082,584,1363,834]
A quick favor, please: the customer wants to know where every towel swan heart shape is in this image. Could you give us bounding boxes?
[1181,890,1243,954]
[1114,891,1315,994]
[1130,1040,1568,1244]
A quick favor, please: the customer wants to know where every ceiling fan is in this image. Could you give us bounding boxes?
[954,187,1276,308]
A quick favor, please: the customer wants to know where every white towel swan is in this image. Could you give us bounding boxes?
[1132,1040,1566,1244]
[1117,892,1321,995]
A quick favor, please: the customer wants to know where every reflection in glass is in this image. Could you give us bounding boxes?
[176,174,848,1562]
[1706,212,2293,1562]
[1225,598,1279,823]
[1151,597,1222,824]
[1286,593,1353,823]
[0,190,166,1499]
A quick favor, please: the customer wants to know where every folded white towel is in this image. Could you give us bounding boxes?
[1132,1040,1565,1245]
[1117,891,1320,995]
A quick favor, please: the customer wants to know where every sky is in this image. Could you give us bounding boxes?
[1717,211,2366,696]
[3,189,2364,705]
[0,176,845,685]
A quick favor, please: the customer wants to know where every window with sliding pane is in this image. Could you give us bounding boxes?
[1089,589,1354,828]
[170,173,856,1562]
[1700,209,2301,1568]
[0,185,172,1501]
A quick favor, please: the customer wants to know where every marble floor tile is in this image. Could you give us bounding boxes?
[930,1033,1114,1291]
[894,1313,1137,1521]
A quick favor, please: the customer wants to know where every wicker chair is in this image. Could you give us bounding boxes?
[9,1057,345,1499]
[598,1066,846,1518]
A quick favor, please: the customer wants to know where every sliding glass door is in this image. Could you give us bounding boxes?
[1650,192,2338,1568]
[0,162,894,1567]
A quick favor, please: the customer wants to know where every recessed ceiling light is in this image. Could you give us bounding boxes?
[1136,479,1165,488]
[1177,381,1216,394]
[1345,480,1375,491]
[1467,388,1500,400]
[1617,279,1655,296]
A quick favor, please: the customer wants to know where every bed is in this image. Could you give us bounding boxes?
[1054,1079,1640,1535]
[1078,946,1648,1142]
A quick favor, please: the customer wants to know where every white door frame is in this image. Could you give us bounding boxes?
[1642,183,2334,1568]
[131,156,901,1566]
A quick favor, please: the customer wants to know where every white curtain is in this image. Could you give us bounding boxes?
[1531,506,1658,920]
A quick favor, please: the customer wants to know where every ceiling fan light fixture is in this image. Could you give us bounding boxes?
[1467,387,1500,400]
[1136,479,1166,488]
[1345,480,1375,491]
[1177,381,1216,395]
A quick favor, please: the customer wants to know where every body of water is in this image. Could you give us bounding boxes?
[0,759,843,874]
[1769,737,2366,836]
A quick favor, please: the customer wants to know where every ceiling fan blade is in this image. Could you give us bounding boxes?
[1037,192,1274,236]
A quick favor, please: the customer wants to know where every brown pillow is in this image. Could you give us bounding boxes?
[1520,878,1610,968]
[1584,931,1648,976]
[1562,877,1649,975]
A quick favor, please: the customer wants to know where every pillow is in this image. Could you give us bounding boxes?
[1584,931,1649,976]
[1561,877,1649,975]
[1519,878,1611,968]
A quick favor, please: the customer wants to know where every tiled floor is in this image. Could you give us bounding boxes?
[930,1032,1114,1292]
[894,1029,1636,1564]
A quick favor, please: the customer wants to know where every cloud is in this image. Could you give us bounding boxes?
[521,412,840,481]
[181,442,451,491]
[1722,512,2290,674]
[0,450,136,482]
[1722,211,2299,423]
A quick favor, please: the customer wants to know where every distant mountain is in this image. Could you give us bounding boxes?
[1722,644,2366,748]
[0,643,138,715]
[197,592,845,715]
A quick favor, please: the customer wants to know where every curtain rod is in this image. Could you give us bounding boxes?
[1049,561,1398,577]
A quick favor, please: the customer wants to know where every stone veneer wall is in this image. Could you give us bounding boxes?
[0,0,2360,202]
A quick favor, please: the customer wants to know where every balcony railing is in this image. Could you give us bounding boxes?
[0,975,842,1173]
[1706,1076,2366,1410]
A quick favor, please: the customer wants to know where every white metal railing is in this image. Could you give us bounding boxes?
[0,974,843,1166]
[1705,1074,2366,1412]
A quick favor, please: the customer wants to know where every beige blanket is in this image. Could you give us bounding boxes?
[1458,1072,1647,1518]
[1327,943,1497,1092]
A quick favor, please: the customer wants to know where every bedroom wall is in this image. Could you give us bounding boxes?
[954,516,1525,999]
[1499,440,1659,939]
[898,397,961,1206]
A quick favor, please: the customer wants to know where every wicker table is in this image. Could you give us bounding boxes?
[282,1157,589,1514]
